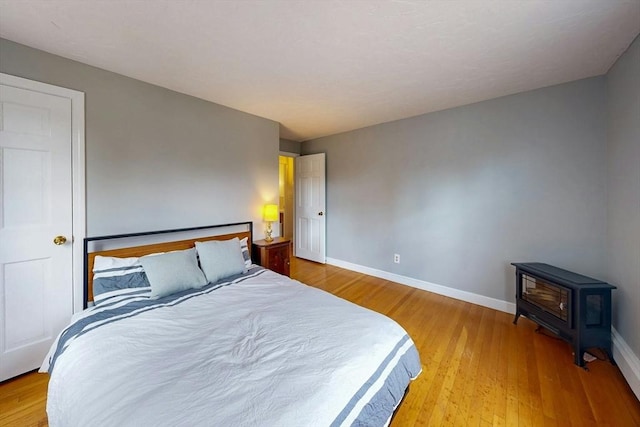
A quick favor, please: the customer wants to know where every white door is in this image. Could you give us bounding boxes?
[0,83,74,380]
[295,153,326,263]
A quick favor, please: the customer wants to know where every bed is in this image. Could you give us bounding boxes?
[41,222,421,427]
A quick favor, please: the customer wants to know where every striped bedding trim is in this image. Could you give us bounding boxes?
[331,334,420,426]
[93,265,145,279]
[47,267,266,373]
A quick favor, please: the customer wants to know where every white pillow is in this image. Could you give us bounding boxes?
[93,255,141,272]
[195,238,247,284]
[139,248,207,299]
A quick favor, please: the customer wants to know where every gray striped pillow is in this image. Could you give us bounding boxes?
[240,237,252,268]
[92,255,151,303]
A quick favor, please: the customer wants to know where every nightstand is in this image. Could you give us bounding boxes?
[252,237,291,277]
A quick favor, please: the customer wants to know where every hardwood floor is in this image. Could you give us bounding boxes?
[0,369,48,427]
[1,257,639,426]
[292,258,640,427]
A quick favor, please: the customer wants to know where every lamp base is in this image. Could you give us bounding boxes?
[265,222,274,242]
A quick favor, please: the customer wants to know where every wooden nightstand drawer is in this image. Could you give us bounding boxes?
[252,237,291,277]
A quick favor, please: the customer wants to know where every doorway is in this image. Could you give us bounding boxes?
[278,155,295,241]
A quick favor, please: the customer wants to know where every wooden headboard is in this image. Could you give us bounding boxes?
[84,222,252,307]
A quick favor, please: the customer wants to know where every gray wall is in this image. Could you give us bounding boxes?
[606,37,640,357]
[0,39,279,236]
[302,77,608,304]
[279,138,301,154]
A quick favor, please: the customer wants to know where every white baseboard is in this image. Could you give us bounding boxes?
[612,327,640,400]
[325,257,516,314]
[325,257,640,400]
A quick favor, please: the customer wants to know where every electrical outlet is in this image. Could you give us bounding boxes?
[394,254,400,264]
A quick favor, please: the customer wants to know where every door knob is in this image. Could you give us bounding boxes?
[53,235,67,245]
[318,211,324,216]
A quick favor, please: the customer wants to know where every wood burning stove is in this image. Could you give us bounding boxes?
[512,262,616,368]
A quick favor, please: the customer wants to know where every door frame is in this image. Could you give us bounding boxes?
[1,73,86,313]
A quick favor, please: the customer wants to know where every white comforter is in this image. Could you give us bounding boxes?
[43,268,419,427]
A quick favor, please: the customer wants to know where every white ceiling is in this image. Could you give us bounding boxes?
[1,1,638,141]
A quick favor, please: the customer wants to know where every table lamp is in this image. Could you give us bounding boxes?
[263,204,279,242]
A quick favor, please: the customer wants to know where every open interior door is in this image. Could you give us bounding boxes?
[294,153,326,263]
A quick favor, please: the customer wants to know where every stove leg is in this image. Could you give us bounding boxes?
[605,347,616,366]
